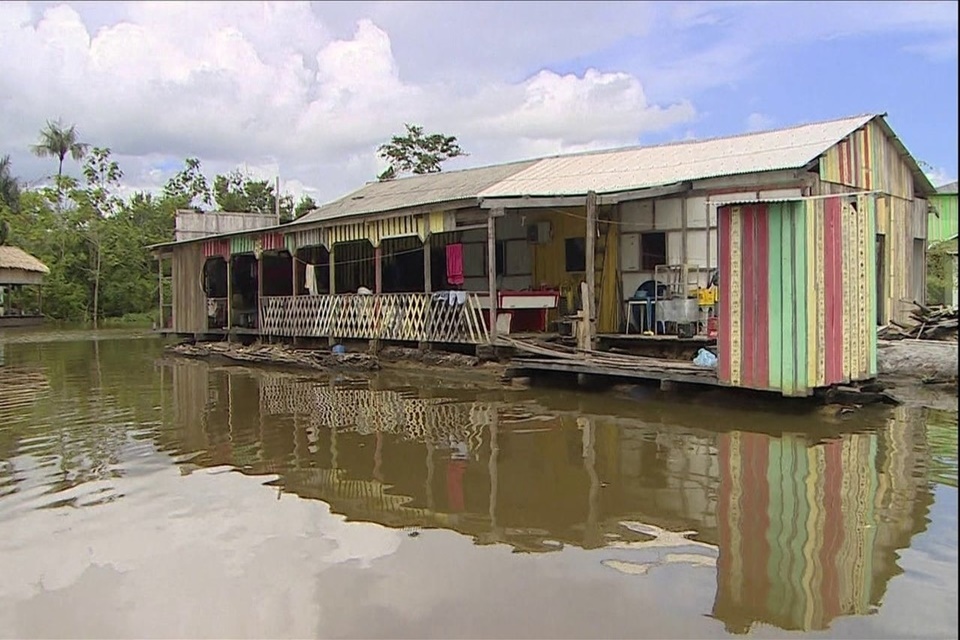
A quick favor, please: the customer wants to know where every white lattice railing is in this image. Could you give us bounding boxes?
[259,293,490,344]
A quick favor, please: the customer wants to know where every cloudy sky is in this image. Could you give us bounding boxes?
[1,1,957,204]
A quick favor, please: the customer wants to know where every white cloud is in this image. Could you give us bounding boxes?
[0,2,694,205]
[745,112,775,132]
[0,1,954,207]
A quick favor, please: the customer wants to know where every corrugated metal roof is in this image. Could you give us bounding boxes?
[937,181,958,194]
[478,114,879,199]
[297,160,538,224]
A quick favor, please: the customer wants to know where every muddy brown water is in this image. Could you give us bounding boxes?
[0,330,957,639]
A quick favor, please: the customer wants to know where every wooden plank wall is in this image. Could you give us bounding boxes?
[171,243,207,334]
[718,199,875,396]
[518,206,620,332]
[818,121,928,324]
[929,194,959,244]
[819,120,913,200]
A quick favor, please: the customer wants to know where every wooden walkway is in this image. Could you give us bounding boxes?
[500,337,720,386]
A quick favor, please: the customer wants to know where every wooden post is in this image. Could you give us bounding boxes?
[487,209,500,342]
[292,249,299,297]
[328,245,336,346]
[256,253,264,333]
[680,196,688,266]
[157,257,163,330]
[374,244,383,293]
[488,406,499,534]
[585,191,597,350]
[705,200,712,274]
[423,234,432,293]
[328,246,336,294]
[226,257,233,331]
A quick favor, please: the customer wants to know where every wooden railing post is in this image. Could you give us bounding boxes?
[487,209,501,343]
[585,191,597,351]
[328,246,337,345]
[423,234,432,294]
[226,257,233,332]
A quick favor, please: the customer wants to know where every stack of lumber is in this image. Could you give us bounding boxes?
[501,336,717,380]
[878,303,958,341]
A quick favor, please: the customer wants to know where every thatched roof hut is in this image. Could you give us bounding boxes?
[0,245,50,286]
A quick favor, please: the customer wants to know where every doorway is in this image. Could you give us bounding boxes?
[875,234,885,325]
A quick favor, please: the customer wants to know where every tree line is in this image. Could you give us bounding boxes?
[0,119,465,327]
[0,120,317,327]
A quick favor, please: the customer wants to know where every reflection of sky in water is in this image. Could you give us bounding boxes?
[0,333,955,639]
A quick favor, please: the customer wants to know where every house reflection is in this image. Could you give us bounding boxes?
[162,361,935,633]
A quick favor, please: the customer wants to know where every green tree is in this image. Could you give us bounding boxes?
[70,147,123,328]
[0,154,19,215]
[212,170,296,221]
[30,119,90,201]
[213,170,274,214]
[163,157,211,210]
[377,124,466,181]
[294,194,317,219]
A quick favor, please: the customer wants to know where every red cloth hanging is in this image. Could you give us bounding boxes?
[446,243,465,286]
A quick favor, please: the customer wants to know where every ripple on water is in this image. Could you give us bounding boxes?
[0,334,956,640]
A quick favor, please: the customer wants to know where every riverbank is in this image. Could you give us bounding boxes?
[162,338,958,411]
[165,341,507,377]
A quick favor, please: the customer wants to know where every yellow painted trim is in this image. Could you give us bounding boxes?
[729,207,743,387]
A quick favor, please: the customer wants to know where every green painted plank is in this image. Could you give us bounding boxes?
[768,206,783,391]
[780,204,797,395]
[779,437,798,620]
[766,438,785,614]
[929,194,959,244]
[792,203,809,394]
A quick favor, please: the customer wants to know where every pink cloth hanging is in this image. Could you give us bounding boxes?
[446,243,465,286]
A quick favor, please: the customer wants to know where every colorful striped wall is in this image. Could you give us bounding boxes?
[819,120,914,201]
[202,238,230,259]
[718,198,876,396]
[713,431,878,633]
[929,193,959,245]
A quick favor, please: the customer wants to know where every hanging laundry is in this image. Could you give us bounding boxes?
[446,243,465,286]
[305,264,317,295]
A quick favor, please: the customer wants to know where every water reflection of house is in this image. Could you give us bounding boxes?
[164,362,936,631]
[710,408,932,634]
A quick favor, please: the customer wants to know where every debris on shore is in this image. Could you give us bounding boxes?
[166,341,380,372]
[378,346,481,368]
[878,303,958,341]
[165,341,491,373]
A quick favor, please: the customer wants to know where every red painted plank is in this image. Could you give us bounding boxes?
[716,434,736,607]
[823,197,843,384]
[718,206,732,383]
[742,206,757,388]
[755,205,770,390]
[742,433,770,603]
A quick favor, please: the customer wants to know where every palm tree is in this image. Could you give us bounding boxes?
[31,119,89,190]
[0,154,18,214]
